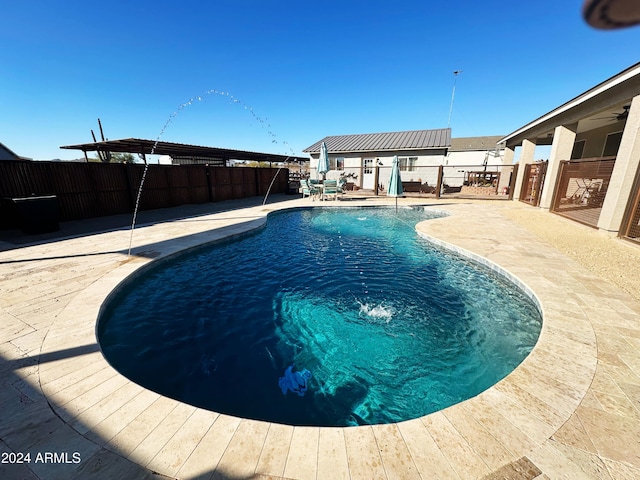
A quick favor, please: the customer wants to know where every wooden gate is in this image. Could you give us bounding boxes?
[519,161,547,206]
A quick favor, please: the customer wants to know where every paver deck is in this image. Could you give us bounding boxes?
[1,194,639,479]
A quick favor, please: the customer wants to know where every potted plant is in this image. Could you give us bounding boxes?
[339,172,358,191]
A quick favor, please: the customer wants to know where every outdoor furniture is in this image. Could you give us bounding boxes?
[300,179,312,199]
[287,180,300,195]
[2,195,60,234]
[301,179,320,200]
[309,179,323,200]
[402,181,422,192]
[323,180,339,201]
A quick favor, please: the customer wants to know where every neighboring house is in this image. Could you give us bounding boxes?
[303,130,506,190]
[0,142,30,161]
[447,136,508,192]
[304,129,450,189]
[447,136,505,166]
[501,61,640,242]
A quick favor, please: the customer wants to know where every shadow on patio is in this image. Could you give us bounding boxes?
[1,338,294,479]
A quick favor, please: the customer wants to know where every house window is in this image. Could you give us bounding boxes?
[571,140,586,159]
[364,158,373,174]
[330,157,344,170]
[602,131,623,157]
[399,157,417,171]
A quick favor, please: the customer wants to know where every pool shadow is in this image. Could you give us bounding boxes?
[0,343,306,480]
[315,378,371,426]
[0,195,293,252]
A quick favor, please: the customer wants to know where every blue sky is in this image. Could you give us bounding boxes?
[1,0,639,161]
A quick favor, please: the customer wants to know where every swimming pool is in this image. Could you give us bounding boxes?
[98,207,542,426]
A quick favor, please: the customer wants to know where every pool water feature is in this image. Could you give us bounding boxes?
[98,207,542,427]
[127,89,295,255]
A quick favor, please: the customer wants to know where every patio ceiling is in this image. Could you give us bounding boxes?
[576,101,631,131]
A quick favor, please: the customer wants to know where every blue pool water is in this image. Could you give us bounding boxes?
[98,207,542,426]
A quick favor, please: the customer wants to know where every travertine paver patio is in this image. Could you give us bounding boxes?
[1,194,639,479]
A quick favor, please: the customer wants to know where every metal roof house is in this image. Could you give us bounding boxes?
[304,129,451,154]
[502,61,640,241]
[304,129,450,190]
[303,129,506,190]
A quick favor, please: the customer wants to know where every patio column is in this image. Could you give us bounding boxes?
[597,94,640,234]
[539,123,577,210]
[497,145,515,194]
[513,139,536,201]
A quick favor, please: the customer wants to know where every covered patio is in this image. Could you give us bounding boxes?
[500,62,640,242]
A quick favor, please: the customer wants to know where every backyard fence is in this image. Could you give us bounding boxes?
[0,160,288,228]
[551,157,616,228]
[320,163,518,198]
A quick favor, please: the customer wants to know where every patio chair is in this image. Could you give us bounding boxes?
[300,179,311,198]
[323,180,339,201]
[301,179,320,200]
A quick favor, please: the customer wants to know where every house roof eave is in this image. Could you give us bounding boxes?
[499,61,640,147]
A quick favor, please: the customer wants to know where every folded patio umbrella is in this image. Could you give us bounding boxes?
[318,141,330,180]
[387,155,403,210]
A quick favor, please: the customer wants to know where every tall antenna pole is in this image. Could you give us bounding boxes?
[447,70,462,129]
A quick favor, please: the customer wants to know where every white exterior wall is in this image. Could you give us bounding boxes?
[310,150,446,189]
[309,146,504,189]
[372,151,447,188]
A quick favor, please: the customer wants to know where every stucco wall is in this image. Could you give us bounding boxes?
[308,144,508,190]
[310,150,447,188]
[575,120,626,158]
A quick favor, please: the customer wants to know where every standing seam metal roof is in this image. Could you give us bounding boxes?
[61,138,306,163]
[303,129,451,153]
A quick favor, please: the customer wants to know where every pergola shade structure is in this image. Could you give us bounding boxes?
[61,138,305,166]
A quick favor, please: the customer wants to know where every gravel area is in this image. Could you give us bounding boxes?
[499,203,640,302]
